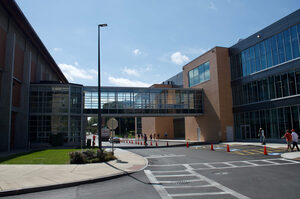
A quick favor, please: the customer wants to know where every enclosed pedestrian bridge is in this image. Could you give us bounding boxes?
[29,84,203,117]
[83,86,203,117]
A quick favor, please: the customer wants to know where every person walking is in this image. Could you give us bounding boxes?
[164,132,168,139]
[258,128,266,145]
[281,130,293,152]
[144,134,148,146]
[291,129,299,151]
[150,134,153,141]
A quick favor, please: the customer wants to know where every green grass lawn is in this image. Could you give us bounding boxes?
[0,149,84,164]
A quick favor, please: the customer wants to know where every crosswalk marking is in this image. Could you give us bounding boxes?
[149,158,300,171]
[145,163,251,199]
[164,185,214,189]
[145,154,185,159]
[155,174,195,177]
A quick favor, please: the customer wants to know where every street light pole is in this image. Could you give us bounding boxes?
[98,24,107,150]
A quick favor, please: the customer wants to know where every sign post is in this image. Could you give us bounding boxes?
[107,118,118,154]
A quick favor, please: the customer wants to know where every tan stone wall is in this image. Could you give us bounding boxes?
[216,48,234,141]
[183,47,233,142]
[141,117,156,136]
[155,117,174,139]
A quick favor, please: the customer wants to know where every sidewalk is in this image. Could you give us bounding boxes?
[0,148,147,196]
[223,141,300,160]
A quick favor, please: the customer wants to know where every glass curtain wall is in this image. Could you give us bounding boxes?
[234,105,300,141]
[231,23,300,80]
[83,87,203,115]
[232,69,300,106]
[29,84,83,145]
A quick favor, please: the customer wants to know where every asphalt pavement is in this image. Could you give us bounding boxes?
[2,142,300,199]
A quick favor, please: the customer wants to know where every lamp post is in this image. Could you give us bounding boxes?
[98,24,107,150]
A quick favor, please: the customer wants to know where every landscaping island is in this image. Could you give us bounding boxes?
[0,149,116,164]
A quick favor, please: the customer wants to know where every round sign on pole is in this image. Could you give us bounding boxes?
[107,118,118,130]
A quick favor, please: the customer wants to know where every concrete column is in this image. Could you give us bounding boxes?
[15,50,31,149]
[0,32,15,152]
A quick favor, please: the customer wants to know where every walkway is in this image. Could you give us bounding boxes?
[0,148,147,196]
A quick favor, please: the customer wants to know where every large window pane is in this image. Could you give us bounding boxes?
[252,81,258,102]
[271,109,279,139]
[278,108,285,137]
[271,36,279,66]
[283,29,292,61]
[241,51,247,76]
[254,44,261,71]
[246,49,251,75]
[281,74,289,97]
[292,106,299,132]
[296,69,300,94]
[288,72,296,96]
[204,62,210,80]
[260,42,267,70]
[265,39,273,68]
[262,78,269,100]
[275,75,282,98]
[290,25,300,58]
[250,47,256,73]
[277,32,285,63]
[268,76,276,99]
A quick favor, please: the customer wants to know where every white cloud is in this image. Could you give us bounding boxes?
[74,61,79,66]
[53,48,62,52]
[122,67,140,77]
[108,76,151,87]
[133,49,141,56]
[58,63,95,81]
[209,1,218,10]
[88,69,98,75]
[171,52,190,65]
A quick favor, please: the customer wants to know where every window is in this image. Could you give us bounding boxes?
[290,26,300,58]
[188,62,210,87]
[238,24,300,77]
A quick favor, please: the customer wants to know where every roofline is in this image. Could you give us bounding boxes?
[1,0,68,83]
[182,46,228,70]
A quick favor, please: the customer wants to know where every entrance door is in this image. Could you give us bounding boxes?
[197,128,201,141]
[240,125,251,140]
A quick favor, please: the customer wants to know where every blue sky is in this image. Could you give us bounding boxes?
[16,0,300,86]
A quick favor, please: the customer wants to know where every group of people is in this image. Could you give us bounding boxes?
[258,127,299,152]
[281,129,299,152]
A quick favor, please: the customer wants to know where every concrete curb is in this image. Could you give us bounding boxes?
[0,171,131,197]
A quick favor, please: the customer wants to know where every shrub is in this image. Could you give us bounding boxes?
[69,149,116,164]
[69,151,87,164]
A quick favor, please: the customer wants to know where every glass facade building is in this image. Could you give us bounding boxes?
[230,10,300,141]
[29,84,83,146]
[231,24,300,80]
